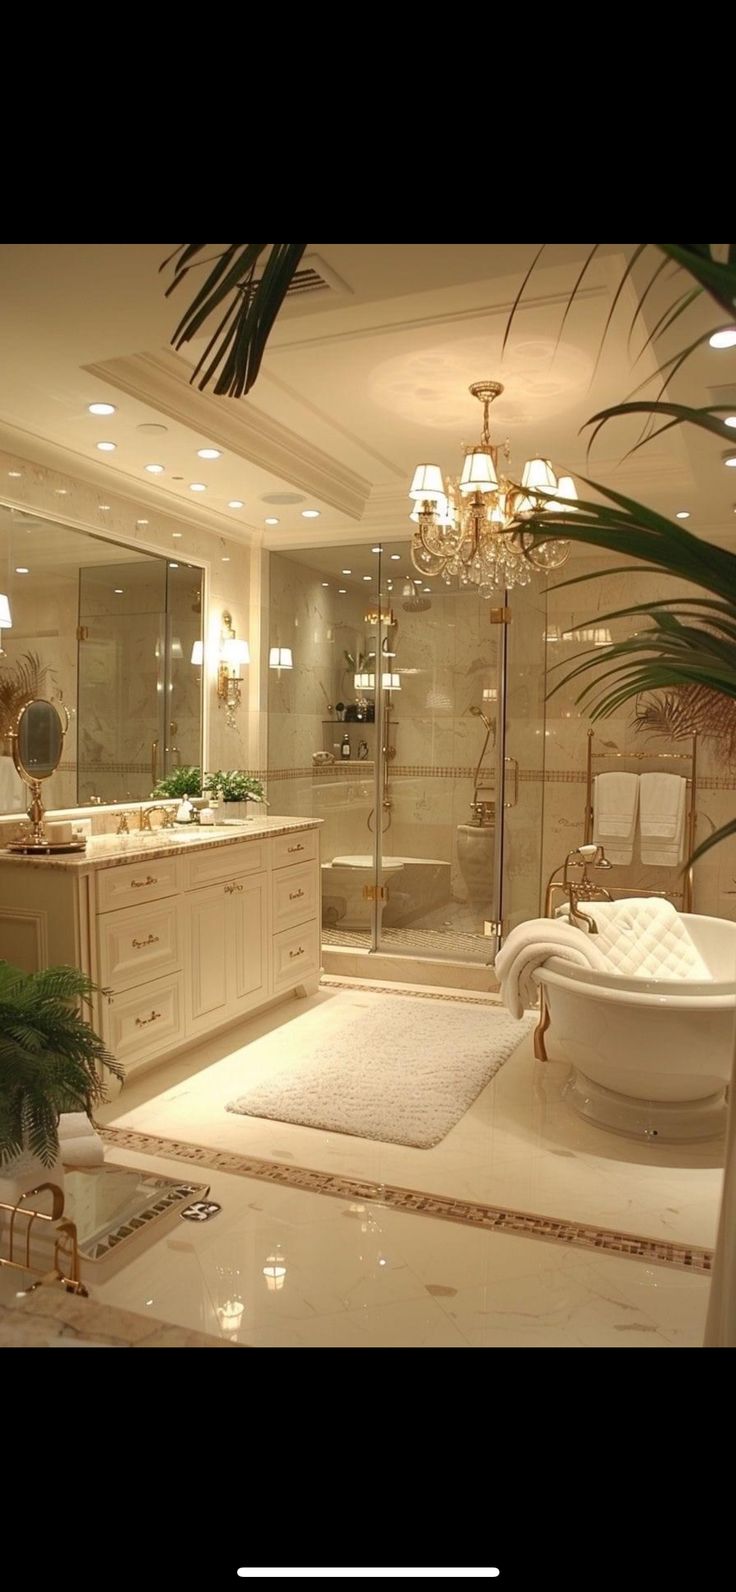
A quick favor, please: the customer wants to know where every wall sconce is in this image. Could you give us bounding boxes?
[217,610,250,728]
[0,592,12,655]
[364,605,396,627]
[354,671,375,690]
[382,672,401,691]
[269,646,293,671]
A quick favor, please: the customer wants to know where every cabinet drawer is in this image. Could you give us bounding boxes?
[272,920,321,992]
[103,972,184,1070]
[98,899,181,991]
[272,859,319,932]
[184,841,267,891]
[97,856,180,913]
[272,828,318,870]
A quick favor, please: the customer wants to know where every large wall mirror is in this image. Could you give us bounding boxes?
[0,504,203,813]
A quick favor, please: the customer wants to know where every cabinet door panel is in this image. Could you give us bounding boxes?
[231,873,269,1011]
[187,885,230,1029]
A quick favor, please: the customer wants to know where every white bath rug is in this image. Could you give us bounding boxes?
[227,998,534,1149]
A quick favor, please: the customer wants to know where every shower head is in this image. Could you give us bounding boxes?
[469,704,494,732]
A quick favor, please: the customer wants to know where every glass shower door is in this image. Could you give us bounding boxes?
[496,586,548,941]
[77,560,167,803]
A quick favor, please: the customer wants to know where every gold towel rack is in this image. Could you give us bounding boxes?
[584,728,698,912]
[1,1183,87,1295]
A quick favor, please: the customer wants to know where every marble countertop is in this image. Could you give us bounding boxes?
[0,1285,237,1347]
[0,814,322,871]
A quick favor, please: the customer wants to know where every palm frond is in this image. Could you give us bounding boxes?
[634,688,736,764]
[161,243,308,397]
[0,652,55,740]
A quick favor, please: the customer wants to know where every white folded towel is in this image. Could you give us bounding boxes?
[59,1134,105,1167]
[639,773,686,866]
[494,918,611,1019]
[58,1113,97,1142]
[593,772,640,865]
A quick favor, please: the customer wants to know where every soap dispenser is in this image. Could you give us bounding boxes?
[341,732,351,760]
[175,794,195,824]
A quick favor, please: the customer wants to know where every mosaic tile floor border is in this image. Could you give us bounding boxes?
[99,1126,713,1276]
[320,974,502,1006]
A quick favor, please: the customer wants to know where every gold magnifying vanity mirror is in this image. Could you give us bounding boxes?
[7,698,86,854]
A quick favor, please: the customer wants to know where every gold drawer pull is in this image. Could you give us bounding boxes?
[135,1009,161,1028]
[289,888,305,901]
[289,945,305,959]
[224,881,244,895]
[287,843,305,854]
[132,933,159,949]
[131,875,156,889]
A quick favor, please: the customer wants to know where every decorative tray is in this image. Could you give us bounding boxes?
[5,840,87,854]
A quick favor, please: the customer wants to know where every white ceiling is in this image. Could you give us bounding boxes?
[0,243,732,554]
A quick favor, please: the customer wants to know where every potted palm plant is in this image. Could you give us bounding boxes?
[205,770,267,822]
[0,962,123,1207]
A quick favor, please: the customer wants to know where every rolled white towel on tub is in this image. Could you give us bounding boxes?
[494,919,611,1019]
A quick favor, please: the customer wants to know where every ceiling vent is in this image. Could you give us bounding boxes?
[256,252,351,303]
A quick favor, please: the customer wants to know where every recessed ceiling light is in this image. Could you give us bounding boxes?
[197,448,221,459]
[88,402,116,416]
[423,586,431,591]
[710,328,736,349]
[725,416,736,429]
[114,588,124,594]
[676,510,690,519]
[363,575,372,582]
[96,440,116,452]
[265,517,279,525]
[725,454,736,468]
[371,545,383,553]
[322,581,329,587]
[301,509,320,518]
[99,504,110,511]
[169,562,179,569]
[172,531,182,538]
[228,500,244,509]
[342,569,352,575]
[8,470,22,478]
[189,482,206,492]
[145,464,165,474]
[338,588,346,594]
[15,566,29,574]
[221,556,230,563]
[390,554,401,561]
[414,579,423,586]
[54,488,68,495]
[137,518,149,526]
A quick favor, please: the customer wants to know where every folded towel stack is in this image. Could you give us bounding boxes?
[494,918,611,1018]
[639,772,686,867]
[58,1112,105,1168]
[593,771,640,865]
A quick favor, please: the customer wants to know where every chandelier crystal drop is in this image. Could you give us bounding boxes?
[408,381,578,593]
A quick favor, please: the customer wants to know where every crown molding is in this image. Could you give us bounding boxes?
[83,350,371,521]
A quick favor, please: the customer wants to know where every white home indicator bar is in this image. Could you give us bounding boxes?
[237,1573,501,1580]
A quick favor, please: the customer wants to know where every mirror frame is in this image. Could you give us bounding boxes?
[12,696,68,784]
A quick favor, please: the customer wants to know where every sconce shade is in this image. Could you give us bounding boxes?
[0,594,12,628]
[459,446,498,495]
[409,463,445,500]
[269,646,293,670]
[548,474,579,513]
[222,637,250,669]
[410,492,448,523]
[382,672,401,691]
[521,456,557,492]
[190,640,203,665]
[354,671,375,690]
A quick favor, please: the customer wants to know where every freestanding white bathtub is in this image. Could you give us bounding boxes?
[532,913,735,1142]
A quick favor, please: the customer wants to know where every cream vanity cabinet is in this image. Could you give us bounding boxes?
[0,822,321,1078]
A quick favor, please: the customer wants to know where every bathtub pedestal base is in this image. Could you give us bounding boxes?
[563,1068,727,1143]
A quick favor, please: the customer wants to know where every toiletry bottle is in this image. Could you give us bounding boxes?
[176,795,194,824]
[341,732,351,760]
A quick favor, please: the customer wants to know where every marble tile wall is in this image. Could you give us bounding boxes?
[0,573,78,810]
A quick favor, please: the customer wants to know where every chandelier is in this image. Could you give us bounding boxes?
[408,380,578,594]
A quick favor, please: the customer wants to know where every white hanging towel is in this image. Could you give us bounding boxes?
[593,771,640,864]
[639,772,686,866]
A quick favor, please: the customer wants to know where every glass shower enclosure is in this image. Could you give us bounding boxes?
[267,539,547,967]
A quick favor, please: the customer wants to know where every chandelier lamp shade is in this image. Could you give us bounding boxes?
[408,381,578,593]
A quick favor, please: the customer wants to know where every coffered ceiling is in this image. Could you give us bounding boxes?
[0,243,732,552]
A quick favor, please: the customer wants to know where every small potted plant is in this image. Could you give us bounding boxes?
[205,770,267,823]
[150,766,203,800]
[0,962,123,1208]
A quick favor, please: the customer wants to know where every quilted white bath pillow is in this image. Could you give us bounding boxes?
[576,898,711,981]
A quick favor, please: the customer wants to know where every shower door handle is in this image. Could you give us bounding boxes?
[503,755,519,809]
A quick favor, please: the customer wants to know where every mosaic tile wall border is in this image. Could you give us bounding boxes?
[261,765,736,791]
[320,974,501,1006]
[99,1126,712,1278]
